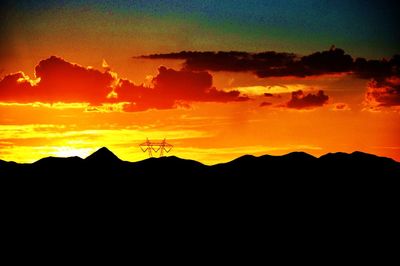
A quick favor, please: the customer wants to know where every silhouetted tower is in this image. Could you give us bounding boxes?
[139,138,173,158]
[139,138,153,157]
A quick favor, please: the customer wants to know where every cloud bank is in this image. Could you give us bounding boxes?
[140,47,400,110]
[139,47,399,80]
[0,56,248,111]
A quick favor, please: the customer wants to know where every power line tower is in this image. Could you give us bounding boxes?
[139,138,173,158]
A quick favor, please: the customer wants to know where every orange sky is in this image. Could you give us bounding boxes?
[1,1,399,164]
[0,55,399,164]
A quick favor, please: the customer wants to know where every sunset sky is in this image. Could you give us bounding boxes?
[1,0,399,164]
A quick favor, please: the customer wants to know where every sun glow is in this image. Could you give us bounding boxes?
[229,84,309,96]
[16,72,41,86]
[52,146,94,158]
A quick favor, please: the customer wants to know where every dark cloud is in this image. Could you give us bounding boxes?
[354,55,400,81]
[355,55,400,110]
[139,47,400,81]
[286,90,329,109]
[139,51,296,72]
[365,77,400,109]
[256,47,353,77]
[300,47,353,73]
[264,93,274,97]
[142,48,400,110]
[0,56,248,112]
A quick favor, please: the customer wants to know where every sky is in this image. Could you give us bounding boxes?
[0,0,399,164]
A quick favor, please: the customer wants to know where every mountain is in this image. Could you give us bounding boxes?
[1,148,398,218]
[85,147,121,163]
[1,148,398,178]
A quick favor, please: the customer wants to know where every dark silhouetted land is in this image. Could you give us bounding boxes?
[1,147,398,178]
[2,147,397,238]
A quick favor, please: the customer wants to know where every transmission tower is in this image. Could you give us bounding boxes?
[139,138,173,158]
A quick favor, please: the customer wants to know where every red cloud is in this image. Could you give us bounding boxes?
[0,56,114,104]
[365,77,400,109]
[0,72,38,102]
[287,90,329,109]
[114,66,248,112]
[151,66,247,102]
[0,56,248,111]
[35,56,114,104]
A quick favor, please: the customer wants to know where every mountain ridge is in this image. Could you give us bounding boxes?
[0,147,399,178]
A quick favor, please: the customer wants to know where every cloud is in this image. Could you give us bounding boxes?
[139,48,352,77]
[0,56,247,112]
[257,47,353,78]
[102,59,111,71]
[140,48,400,111]
[139,51,296,72]
[0,56,114,104]
[0,72,39,102]
[300,46,353,73]
[116,66,248,112]
[356,56,399,110]
[138,47,399,80]
[354,55,400,81]
[286,90,329,109]
[35,56,115,104]
[364,77,400,109]
[333,103,351,111]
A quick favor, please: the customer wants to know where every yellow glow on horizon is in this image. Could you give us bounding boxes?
[228,84,309,96]
[52,146,94,158]
[0,102,90,109]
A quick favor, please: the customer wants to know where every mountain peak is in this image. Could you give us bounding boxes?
[85,147,121,162]
[282,152,316,160]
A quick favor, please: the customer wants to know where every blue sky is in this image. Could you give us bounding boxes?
[2,0,398,58]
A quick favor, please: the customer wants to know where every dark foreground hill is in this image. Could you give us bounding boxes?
[1,147,398,240]
[1,147,398,220]
[1,147,399,178]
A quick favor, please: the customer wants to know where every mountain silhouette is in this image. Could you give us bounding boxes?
[85,147,121,163]
[1,148,399,178]
[1,147,398,186]
[2,148,398,222]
